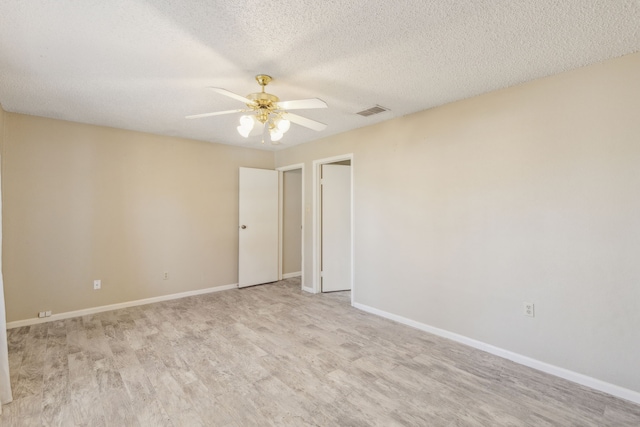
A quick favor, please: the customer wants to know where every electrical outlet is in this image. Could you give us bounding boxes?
[523,302,535,317]
[38,311,46,318]
[45,311,52,317]
[163,272,169,280]
[93,279,101,290]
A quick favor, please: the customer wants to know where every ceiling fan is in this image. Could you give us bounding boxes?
[186,74,327,144]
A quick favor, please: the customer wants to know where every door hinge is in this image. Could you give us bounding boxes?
[320,271,324,277]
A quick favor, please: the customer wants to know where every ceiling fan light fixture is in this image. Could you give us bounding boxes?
[237,115,255,137]
[270,128,284,142]
[237,125,251,138]
[240,115,254,127]
[277,118,290,133]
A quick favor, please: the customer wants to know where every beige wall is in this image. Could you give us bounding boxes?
[282,169,302,275]
[275,53,640,393]
[2,114,273,322]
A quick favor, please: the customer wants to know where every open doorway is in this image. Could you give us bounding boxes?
[278,164,304,289]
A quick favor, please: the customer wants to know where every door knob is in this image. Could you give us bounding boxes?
[240,225,247,229]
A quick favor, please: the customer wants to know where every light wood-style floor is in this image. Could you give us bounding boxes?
[2,278,639,426]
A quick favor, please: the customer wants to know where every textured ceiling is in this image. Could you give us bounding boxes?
[0,1,639,150]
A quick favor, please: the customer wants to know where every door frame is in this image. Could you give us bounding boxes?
[312,154,354,303]
[277,163,305,290]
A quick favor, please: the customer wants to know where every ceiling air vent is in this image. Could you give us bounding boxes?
[356,105,389,117]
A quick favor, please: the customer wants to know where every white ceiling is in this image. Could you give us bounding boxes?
[0,1,639,151]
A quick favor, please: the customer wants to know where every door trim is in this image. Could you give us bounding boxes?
[312,154,354,304]
[277,163,305,290]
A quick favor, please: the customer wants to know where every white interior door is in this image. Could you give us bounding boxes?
[321,164,351,292]
[239,167,278,288]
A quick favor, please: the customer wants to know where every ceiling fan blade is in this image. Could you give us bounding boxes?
[282,112,327,131]
[208,87,254,105]
[277,98,327,110]
[185,109,245,119]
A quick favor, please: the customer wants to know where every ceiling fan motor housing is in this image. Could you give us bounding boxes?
[246,92,279,123]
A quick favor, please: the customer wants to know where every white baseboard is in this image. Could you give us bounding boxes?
[282,271,302,279]
[352,302,640,405]
[301,286,316,294]
[7,283,238,329]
